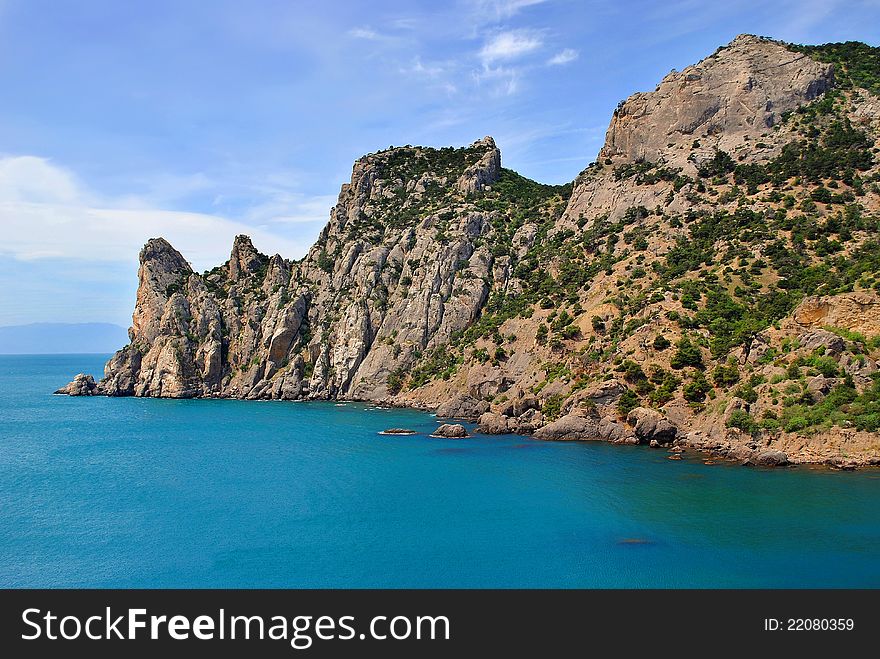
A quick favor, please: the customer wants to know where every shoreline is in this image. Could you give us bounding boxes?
[55,388,879,471]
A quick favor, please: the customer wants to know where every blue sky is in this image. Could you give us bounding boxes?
[1,0,879,326]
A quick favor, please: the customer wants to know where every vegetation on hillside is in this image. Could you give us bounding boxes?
[790,41,880,96]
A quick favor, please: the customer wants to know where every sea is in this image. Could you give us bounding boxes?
[1,354,878,588]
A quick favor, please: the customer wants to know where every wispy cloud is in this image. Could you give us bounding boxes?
[472,65,522,96]
[479,29,544,64]
[469,0,549,23]
[390,17,419,30]
[0,156,315,269]
[400,57,448,78]
[547,48,578,65]
[348,26,381,40]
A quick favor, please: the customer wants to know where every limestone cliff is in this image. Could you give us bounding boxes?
[62,36,880,468]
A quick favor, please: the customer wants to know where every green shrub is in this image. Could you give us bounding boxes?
[671,335,704,369]
[683,371,711,402]
[712,361,740,387]
[726,409,758,433]
[618,390,640,416]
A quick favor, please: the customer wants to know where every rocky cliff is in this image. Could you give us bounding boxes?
[61,36,880,468]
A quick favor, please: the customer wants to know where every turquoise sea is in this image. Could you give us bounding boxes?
[1,354,878,588]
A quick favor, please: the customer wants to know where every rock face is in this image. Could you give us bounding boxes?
[533,413,599,441]
[478,412,510,435]
[58,35,880,468]
[600,35,833,169]
[77,137,501,403]
[436,394,490,420]
[627,408,678,445]
[55,373,97,396]
[793,293,880,337]
[456,136,501,193]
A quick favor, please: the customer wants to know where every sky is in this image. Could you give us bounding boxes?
[1,0,879,327]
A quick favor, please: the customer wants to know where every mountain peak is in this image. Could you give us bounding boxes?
[228,234,267,279]
[600,33,834,169]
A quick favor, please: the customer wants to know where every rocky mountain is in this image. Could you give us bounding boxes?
[60,35,880,468]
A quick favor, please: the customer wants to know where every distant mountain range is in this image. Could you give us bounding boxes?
[0,323,128,354]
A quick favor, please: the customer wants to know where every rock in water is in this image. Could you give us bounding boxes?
[478,412,510,435]
[432,423,469,438]
[55,374,97,396]
[533,414,599,441]
[626,408,678,445]
[749,450,790,467]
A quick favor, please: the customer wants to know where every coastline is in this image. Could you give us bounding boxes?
[54,386,880,470]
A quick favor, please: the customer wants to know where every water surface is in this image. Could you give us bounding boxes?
[1,354,877,587]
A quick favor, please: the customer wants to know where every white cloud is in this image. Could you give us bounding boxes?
[0,155,314,270]
[548,48,578,65]
[390,17,419,30]
[243,192,336,226]
[400,56,447,78]
[473,65,522,95]
[469,0,549,22]
[0,155,81,204]
[479,29,543,64]
[348,26,380,40]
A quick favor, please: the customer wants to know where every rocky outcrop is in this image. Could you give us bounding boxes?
[793,293,880,337]
[432,423,468,438]
[436,394,490,420]
[627,407,678,445]
[600,35,833,169]
[478,411,510,435]
[55,373,97,396]
[533,413,600,441]
[456,136,501,194]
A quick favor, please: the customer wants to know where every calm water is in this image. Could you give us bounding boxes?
[1,354,878,588]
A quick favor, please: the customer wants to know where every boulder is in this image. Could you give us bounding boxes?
[806,375,838,402]
[498,393,540,418]
[478,412,510,435]
[626,407,677,445]
[435,394,490,421]
[598,416,632,442]
[749,450,790,467]
[727,446,755,462]
[798,329,846,355]
[432,423,469,438]
[826,456,856,471]
[533,414,600,441]
[840,353,877,377]
[55,373,98,396]
[509,408,544,434]
[568,379,626,414]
